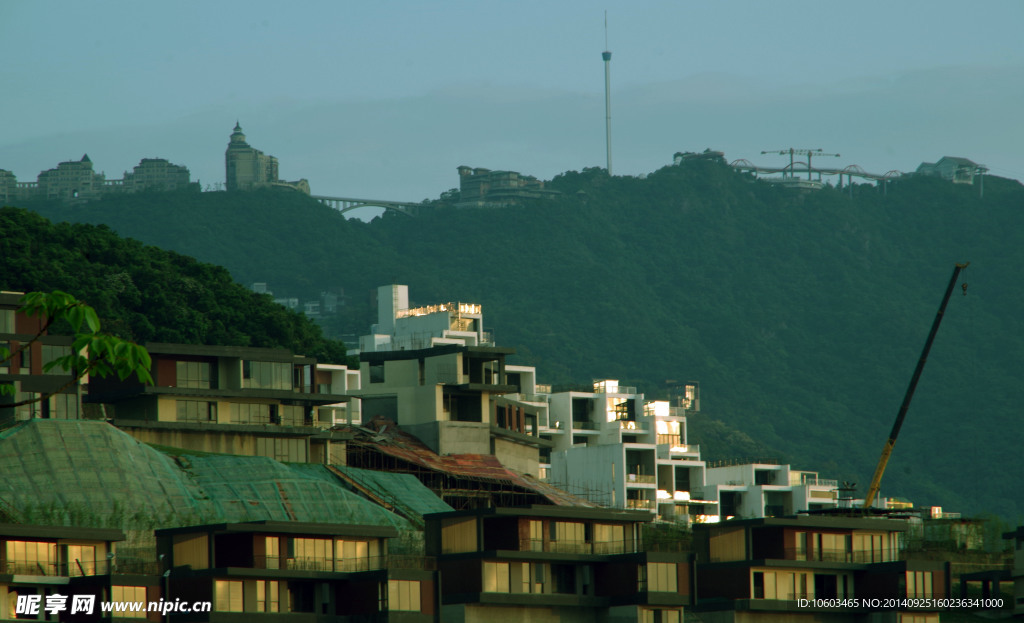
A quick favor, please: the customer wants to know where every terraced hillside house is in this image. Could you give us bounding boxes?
[1,523,161,622]
[426,505,692,623]
[87,343,354,464]
[156,520,434,622]
[0,291,82,429]
[693,515,948,623]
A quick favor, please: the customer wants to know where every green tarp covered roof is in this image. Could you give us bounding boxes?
[0,420,410,532]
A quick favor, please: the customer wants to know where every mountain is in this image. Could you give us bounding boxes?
[14,162,1024,520]
[0,207,348,363]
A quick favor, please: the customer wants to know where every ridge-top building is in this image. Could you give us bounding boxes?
[225,123,309,194]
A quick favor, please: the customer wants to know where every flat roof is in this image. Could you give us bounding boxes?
[425,504,653,523]
[155,520,397,539]
[361,344,515,363]
[693,515,910,532]
[145,342,316,364]
[0,523,125,542]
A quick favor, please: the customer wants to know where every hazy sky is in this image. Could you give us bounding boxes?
[2,0,1022,216]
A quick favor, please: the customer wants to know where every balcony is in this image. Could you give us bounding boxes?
[626,499,655,510]
[781,548,901,564]
[790,473,839,488]
[517,538,638,555]
[626,473,656,485]
[253,554,386,572]
[570,420,599,431]
[2,558,160,576]
[618,420,648,432]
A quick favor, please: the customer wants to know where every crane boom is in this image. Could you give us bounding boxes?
[862,262,969,510]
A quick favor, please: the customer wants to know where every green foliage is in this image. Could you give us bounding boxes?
[1,291,153,403]
[16,170,1024,521]
[0,207,348,363]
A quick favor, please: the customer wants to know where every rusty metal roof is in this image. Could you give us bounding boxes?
[342,418,599,508]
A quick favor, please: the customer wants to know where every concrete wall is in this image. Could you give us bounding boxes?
[552,444,624,508]
[492,438,539,477]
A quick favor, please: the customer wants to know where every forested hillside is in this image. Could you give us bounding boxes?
[16,162,1024,520]
[0,207,348,363]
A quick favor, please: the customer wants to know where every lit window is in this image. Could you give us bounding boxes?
[215,580,243,612]
[110,586,146,617]
[387,580,421,611]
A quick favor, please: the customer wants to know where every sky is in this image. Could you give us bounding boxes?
[2,1,1022,218]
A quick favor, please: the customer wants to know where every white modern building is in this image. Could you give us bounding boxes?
[315,363,362,427]
[359,284,491,353]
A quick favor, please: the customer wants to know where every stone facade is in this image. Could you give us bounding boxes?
[225,122,310,194]
[1,154,193,205]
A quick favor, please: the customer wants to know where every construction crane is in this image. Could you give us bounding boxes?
[761,148,840,180]
[862,262,969,510]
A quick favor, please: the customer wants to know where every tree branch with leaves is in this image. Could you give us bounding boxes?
[0,291,153,409]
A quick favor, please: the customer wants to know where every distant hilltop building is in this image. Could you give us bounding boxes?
[225,122,309,194]
[0,154,192,205]
[916,156,987,185]
[455,165,559,207]
[673,149,725,165]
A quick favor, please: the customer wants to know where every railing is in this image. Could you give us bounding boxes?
[570,420,599,431]
[781,548,901,563]
[618,420,648,431]
[517,538,638,555]
[593,385,637,395]
[253,555,387,572]
[511,393,550,404]
[2,558,160,576]
[626,474,656,484]
[790,474,839,488]
[626,499,655,510]
[706,457,784,468]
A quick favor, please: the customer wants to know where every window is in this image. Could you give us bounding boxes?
[0,309,13,333]
[176,361,211,389]
[528,520,543,551]
[483,561,510,593]
[41,344,71,375]
[234,403,270,424]
[336,539,378,572]
[280,405,305,427]
[110,586,146,617]
[369,363,385,384]
[242,361,292,390]
[264,536,280,570]
[291,538,332,571]
[177,400,215,423]
[641,609,682,623]
[907,571,933,598]
[65,544,96,576]
[45,393,79,420]
[215,580,243,612]
[647,563,678,593]
[387,580,420,611]
[753,571,764,598]
[5,540,56,575]
[256,580,280,612]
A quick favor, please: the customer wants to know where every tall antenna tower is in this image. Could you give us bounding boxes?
[602,11,613,176]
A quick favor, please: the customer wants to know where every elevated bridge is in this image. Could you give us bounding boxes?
[312,195,423,216]
[729,160,904,185]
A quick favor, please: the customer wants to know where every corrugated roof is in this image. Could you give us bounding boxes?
[326,464,453,526]
[343,419,599,508]
[0,420,410,531]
